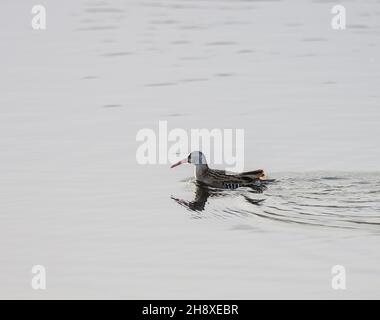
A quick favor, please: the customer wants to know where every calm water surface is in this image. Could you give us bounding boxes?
[1,0,380,298]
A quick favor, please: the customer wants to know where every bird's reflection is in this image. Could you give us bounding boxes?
[171,181,267,212]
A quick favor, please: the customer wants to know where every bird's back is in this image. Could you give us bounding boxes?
[201,168,264,189]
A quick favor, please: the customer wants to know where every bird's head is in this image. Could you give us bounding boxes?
[170,151,207,168]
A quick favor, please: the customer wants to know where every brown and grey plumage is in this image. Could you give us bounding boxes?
[171,151,266,189]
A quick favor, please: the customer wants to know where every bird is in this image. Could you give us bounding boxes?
[170,151,267,190]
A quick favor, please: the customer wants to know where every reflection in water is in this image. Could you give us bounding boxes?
[172,173,380,232]
[171,181,266,212]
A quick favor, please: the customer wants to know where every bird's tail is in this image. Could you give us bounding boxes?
[239,169,266,180]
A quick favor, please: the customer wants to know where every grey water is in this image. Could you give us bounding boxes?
[173,173,380,231]
[1,0,380,299]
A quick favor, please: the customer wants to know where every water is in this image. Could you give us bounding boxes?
[1,0,380,299]
[172,173,380,230]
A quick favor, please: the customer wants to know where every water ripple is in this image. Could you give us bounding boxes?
[172,172,380,232]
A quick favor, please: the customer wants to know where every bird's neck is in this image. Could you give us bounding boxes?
[194,164,209,180]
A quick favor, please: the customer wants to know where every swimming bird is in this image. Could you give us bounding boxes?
[170,151,266,190]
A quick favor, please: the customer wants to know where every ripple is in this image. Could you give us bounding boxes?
[170,40,191,45]
[84,8,124,13]
[103,104,123,108]
[236,49,255,54]
[179,78,208,83]
[172,172,380,232]
[76,26,119,31]
[206,41,238,46]
[145,82,178,87]
[101,52,133,57]
[82,76,99,80]
[215,73,235,77]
